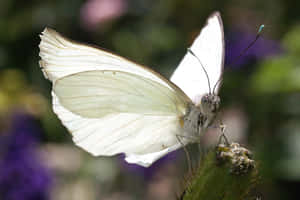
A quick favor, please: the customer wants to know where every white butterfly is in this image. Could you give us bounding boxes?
[38,12,224,167]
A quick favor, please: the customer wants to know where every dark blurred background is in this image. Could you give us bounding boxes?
[1,0,300,199]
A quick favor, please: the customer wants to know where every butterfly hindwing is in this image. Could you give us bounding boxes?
[52,92,183,167]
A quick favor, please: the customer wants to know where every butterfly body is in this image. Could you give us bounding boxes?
[182,93,220,142]
[181,103,204,141]
[38,12,224,167]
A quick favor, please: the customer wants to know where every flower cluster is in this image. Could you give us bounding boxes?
[0,113,52,200]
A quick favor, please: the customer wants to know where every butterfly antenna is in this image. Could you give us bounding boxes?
[212,76,222,94]
[187,48,212,94]
[230,24,265,66]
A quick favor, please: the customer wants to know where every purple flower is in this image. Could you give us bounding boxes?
[80,0,127,31]
[0,113,52,200]
[225,30,282,68]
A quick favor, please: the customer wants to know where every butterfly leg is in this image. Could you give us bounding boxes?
[175,134,199,175]
[217,122,230,146]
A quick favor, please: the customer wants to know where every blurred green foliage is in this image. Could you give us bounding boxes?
[251,26,300,94]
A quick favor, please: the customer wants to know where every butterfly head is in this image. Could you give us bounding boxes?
[199,93,220,115]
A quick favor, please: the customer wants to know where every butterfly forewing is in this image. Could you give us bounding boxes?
[39,27,188,96]
[170,12,224,104]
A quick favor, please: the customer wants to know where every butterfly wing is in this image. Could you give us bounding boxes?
[170,12,224,104]
[39,28,182,93]
[54,70,187,118]
[39,28,192,167]
[53,91,184,167]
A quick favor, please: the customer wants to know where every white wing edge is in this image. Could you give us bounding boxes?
[125,144,182,167]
